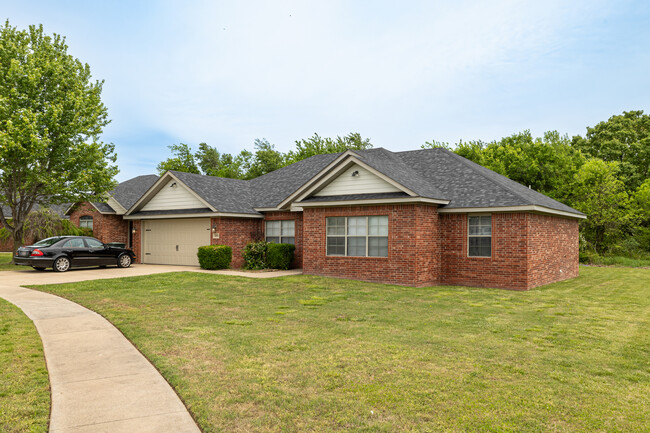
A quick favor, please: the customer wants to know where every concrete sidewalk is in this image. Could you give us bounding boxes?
[0,265,301,432]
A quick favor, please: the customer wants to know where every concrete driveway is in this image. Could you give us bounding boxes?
[0,264,207,433]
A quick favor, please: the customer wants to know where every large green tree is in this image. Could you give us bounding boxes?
[0,22,117,256]
[156,143,200,174]
[570,159,631,253]
[286,132,373,164]
[572,110,650,191]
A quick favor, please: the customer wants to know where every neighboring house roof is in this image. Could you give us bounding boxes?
[1,203,70,219]
[125,147,584,219]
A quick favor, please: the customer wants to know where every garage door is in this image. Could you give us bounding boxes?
[142,218,211,266]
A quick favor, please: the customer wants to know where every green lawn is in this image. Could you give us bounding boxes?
[0,299,50,433]
[30,267,649,433]
[0,252,19,271]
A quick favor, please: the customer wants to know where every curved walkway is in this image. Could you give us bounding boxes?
[0,265,300,432]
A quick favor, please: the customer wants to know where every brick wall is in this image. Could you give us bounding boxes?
[69,202,129,245]
[131,220,142,263]
[302,204,440,287]
[211,217,262,268]
[527,213,579,287]
[262,211,304,268]
[440,212,579,290]
[440,213,528,290]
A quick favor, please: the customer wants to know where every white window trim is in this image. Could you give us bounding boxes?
[326,216,388,257]
[79,215,93,230]
[467,213,492,258]
[265,220,295,244]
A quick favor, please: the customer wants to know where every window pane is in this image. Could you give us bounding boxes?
[327,237,345,255]
[347,237,366,256]
[469,215,491,235]
[368,216,388,236]
[281,220,295,236]
[266,221,281,236]
[266,236,280,244]
[280,237,295,245]
[327,217,346,235]
[347,217,367,236]
[469,236,491,257]
[368,237,388,257]
[64,238,84,248]
[85,238,103,248]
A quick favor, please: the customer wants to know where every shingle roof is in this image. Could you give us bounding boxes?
[112,175,159,210]
[249,153,340,208]
[91,202,115,213]
[394,148,583,214]
[1,203,70,219]
[170,171,258,215]
[147,147,582,217]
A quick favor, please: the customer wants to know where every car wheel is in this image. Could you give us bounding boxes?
[117,254,132,268]
[32,267,46,271]
[53,256,71,272]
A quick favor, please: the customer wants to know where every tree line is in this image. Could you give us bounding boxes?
[158,111,650,259]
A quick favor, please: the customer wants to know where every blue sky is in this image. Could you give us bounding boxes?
[4,0,650,181]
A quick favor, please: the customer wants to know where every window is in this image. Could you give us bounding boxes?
[265,220,295,244]
[79,215,93,230]
[326,216,388,257]
[63,238,85,248]
[468,215,491,257]
[85,238,104,248]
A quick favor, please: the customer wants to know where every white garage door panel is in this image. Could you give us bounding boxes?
[143,218,210,266]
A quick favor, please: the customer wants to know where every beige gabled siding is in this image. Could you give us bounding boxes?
[141,180,205,211]
[315,164,401,196]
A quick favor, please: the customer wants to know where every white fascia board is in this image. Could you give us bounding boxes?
[276,150,380,210]
[438,205,586,219]
[125,171,217,215]
[296,197,450,207]
[123,212,263,220]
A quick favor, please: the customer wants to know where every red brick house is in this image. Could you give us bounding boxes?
[67,148,585,290]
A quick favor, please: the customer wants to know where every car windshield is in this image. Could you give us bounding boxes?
[32,237,62,247]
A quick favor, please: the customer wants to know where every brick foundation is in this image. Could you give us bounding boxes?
[302,204,440,287]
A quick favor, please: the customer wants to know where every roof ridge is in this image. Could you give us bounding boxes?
[439,148,536,205]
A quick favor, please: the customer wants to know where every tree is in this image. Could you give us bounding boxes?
[572,110,650,191]
[571,159,631,253]
[0,21,117,257]
[156,143,199,174]
[286,132,373,164]
[244,139,286,179]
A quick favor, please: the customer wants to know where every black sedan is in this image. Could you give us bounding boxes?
[14,236,136,272]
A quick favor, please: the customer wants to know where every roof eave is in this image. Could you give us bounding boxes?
[438,205,586,219]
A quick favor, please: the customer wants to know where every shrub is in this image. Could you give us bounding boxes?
[266,243,295,270]
[197,245,232,270]
[242,240,268,270]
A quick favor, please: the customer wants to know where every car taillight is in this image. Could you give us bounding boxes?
[31,249,44,257]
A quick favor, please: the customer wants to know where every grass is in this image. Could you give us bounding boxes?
[0,299,50,433]
[30,267,649,432]
[0,252,19,271]
[586,255,650,268]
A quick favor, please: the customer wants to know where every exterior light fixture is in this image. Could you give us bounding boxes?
[351,170,359,177]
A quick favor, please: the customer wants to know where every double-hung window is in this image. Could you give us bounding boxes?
[79,215,93,230]
[265,220,295,244]
[468,215,491,257]
[326,216,388,257]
